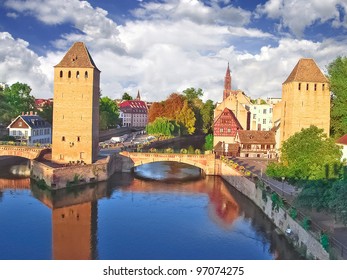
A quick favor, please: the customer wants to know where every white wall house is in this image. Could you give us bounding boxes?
[247,104,274,131]
[336,135,347,162]
[7,113,52,145]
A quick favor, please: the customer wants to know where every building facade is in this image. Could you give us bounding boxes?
[7,113,51,145]
[235,130,276,159]
[279,58,330,145]
[119,100,148,128]
[52,42,100,164]
[247,104,273,131]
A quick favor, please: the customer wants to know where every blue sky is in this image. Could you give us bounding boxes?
[0,0,346,101]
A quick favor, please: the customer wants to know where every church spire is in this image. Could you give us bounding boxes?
[223,63,232,100]
[135,90,141,100]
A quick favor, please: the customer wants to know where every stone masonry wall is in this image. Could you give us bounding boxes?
[219,160,329,260]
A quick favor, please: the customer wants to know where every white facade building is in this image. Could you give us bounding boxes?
[7,113,52,145]
[248,104,274,131]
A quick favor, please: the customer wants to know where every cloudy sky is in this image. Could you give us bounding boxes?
[0,0,346,102]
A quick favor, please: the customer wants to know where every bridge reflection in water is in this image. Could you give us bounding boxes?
[0,162,301,260]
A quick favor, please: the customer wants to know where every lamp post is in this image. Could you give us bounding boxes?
[281,176,285,196]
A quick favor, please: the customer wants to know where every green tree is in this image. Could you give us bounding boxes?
[2,82,35,122]
[200,99,214,133]
[183,87,203,102]
[122,92,133,100]
[99,97,119,130]
[204,134,214,150]
[177,100,196,135]
[38,102,53,124]
[266,126,342,182]
[146,117,175,136]
[328,56,347,137]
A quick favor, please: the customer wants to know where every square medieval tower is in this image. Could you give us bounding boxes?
[280,58,330,145]
[52,42,100,164]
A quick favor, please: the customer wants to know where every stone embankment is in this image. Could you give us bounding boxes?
[218,160,329,260]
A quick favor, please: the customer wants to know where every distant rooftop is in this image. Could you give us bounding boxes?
[283,58,328,84]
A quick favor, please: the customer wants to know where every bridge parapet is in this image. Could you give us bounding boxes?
[120,151,216,175]
[0,145,49,159]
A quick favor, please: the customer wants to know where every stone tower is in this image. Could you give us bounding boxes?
[223,63,232,100]
[280,58,330,144]
[52,42,100,164]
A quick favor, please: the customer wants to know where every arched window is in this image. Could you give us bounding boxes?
[84,71,88,78]
[76,71,80,78]
[60,70,63,78]
[68,71,71,78]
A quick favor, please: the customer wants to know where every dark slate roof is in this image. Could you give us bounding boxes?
[20,115,51,128]
[55,42,100,71]
[283,58,328,84]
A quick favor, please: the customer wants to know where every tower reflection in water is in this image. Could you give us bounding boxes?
[29,172,240,260]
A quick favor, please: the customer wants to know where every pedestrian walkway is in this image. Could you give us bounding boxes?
[230,157,347,259]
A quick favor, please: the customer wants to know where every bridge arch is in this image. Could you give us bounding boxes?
[120,151,216,175]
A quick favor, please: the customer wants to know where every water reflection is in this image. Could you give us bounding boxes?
[0,161,302,260]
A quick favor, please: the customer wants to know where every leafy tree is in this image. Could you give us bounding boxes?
[148,102,165,122]
[328,56,347,137]
[99,96,119,130]
[266,126,342,182]
[122,92,133,100]
[2,82,35,121]
[0,91,14,125]
[146,117,175,136]
[204,134,214,150]
[200,99,214,133]
[183,87,203,102]
[177,100,196,135]
[163,93,185,120]
[38,102,53,124]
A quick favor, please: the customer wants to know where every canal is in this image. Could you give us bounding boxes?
[0,158,302,260]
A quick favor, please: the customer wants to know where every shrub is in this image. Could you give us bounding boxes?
[195,149,201,154]
[180,148,188,154]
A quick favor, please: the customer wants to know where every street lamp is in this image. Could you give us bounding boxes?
[281,176,285,196]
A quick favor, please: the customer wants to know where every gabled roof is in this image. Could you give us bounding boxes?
[283,58,328,84]
[55,42,100,71]
[236,130,275,144]
[7,115,51,129]
[213,107,243,129]
[336,134,347,145]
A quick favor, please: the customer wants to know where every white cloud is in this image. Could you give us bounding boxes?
[6,12,18,19]
[2,0,347,104]
[256,0,347,37]
[0,32,51,98]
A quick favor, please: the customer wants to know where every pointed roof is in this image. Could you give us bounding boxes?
[336,134,347,145]
[225,62,230,76]
[214,107,243,129]
[136,90,141,100]
[55,42,100,71]
[283,58,328,84]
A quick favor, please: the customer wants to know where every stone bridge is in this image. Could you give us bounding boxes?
[0,145,50,159]
[119,151,217,175]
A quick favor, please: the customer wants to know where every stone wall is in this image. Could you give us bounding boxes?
[219,160,329,260]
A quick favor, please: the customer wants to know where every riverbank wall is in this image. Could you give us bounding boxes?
[218,160,329,260]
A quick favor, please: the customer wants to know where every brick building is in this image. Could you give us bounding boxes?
[119,92,148,128]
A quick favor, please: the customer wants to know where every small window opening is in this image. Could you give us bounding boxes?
[62,136,65,141]
[77,136,80,142]
[314,84,317,91]
[76,71,80,78]
[60,70,63,78]
[306,83,309,90]
[68,71,71,78]
[84,71,88,78]
[298,83,301,90]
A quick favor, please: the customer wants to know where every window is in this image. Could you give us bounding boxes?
[314,84,317,91]
[253,114,256,119]
[263,109,267,114]
[269,108,273,113]
[298,83,301,90]
[18,121,22,127]
[80,152,84,159]
[13,130,16,136]
[60,71,63,78]
[62,136,65,141]
[220,128,224,133]
[85,71,88,78]
[322,84,325,90]
[263,119,266,124]
[306,83,309,90]
[77,136,80,142]
[68,71,71,78]
[227,128,231,133]
[76,71,80,78]
[60,154,64,160]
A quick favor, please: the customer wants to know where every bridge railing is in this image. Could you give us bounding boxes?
[0,141,51,148]
[130,147,207,155]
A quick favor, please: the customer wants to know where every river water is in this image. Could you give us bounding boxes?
[0,159,301,260]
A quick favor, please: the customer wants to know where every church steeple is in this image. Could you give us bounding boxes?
[135,90,141,101]
[223,63,232,100]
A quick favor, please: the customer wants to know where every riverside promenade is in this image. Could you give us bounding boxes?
[231,157,347,259]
